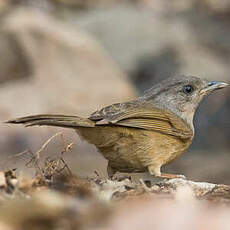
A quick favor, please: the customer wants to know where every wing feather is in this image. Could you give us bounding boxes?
[90,101,193,139]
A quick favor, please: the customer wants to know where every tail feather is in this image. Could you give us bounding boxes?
[6,114,95,128]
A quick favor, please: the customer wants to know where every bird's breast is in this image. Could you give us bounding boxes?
[77,126,192,172]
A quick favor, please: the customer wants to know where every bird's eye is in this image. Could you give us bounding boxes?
[183,85,194,94]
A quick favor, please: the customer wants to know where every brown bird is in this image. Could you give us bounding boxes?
[7,75,228,179]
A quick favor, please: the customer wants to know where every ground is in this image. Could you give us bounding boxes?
[0,133,230,230]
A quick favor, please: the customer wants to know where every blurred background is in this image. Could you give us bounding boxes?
[0,0,230,184]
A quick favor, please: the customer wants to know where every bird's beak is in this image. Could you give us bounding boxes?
[200,81,228,95]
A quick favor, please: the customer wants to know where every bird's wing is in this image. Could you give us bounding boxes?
[89,101,193,139]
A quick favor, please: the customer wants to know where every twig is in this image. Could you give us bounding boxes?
[8,150,31,159]
[60,133,75,155]
[35,132,63,159]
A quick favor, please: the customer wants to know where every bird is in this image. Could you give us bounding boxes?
[7,75,228,179]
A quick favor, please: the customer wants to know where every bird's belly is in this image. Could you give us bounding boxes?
[77,126,192,173]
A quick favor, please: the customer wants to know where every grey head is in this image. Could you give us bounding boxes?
[140,75,228,127]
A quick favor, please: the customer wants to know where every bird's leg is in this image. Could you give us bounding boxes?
[148,164,186,179]
[148,164,161,177]
[107,164,116,179]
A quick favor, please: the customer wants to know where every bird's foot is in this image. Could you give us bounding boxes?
[147,165,186,180]
[157,173,186,180]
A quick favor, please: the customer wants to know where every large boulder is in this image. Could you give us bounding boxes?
[0,8,136,118]
[0,8,136,177]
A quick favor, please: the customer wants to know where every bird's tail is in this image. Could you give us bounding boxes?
[6,114,95,129]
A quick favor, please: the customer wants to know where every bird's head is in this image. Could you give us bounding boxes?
[141,75,228,126]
